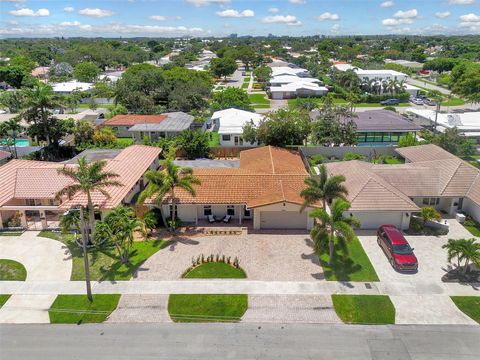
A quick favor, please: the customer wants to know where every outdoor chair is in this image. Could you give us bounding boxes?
[208,214,216,223]
[223,215,232,223]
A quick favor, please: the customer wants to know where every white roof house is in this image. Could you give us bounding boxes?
[52,81,94,94]
[407,109,480,137]
[271,66,310,78]
[355,69,408,82]
[211,108,263,147]
[332,63,356,72]
[269,75,321,87]
[270,81,328,100]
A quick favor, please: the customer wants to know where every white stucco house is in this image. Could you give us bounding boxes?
[269,81,328,100]
[210,108,263,147]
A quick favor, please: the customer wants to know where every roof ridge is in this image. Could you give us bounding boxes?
[268,146,275,174]
[367,175,418,208]
[439,160,463,195]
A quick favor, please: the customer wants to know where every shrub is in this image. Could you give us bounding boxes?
[420,206,441,223]
[309,154,325,167]
[343,152,365,161]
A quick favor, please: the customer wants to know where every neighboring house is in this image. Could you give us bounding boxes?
[0,145,161,230]
[407,109,480,142]
[309,110,421,145]
[324,144,480,229]
[146,146,319,230]
[102,112,194,140]
[269,81,328,100]
[384,59,423,70]
[271,66,310,78]
[269,75,322,87]
[51,81,94,94]
[210,108,263,147]
[31,66,50,79]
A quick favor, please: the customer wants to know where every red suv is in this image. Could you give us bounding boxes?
[377,225,418,272]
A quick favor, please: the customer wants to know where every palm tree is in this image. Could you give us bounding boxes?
[20,83,61,146]
[428,90,445,132]
[4,118,22,158]
[300,164,348,211]
[56,157,122,244]
[138,159,201,230]
[309,199,360,265]
[443,238,480,275]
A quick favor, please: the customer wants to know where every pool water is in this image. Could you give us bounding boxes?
[0,139,30,147]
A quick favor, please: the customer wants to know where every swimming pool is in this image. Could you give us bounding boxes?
[0,139,30,147]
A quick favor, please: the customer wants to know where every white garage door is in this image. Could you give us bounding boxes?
[353,211,403,230]
[260,211,307,229]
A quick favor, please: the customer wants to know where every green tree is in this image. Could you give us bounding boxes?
[309,199,361,265]
[210,87,253,111]
[237,45,256,70]
[3,118,22,158]
[0,66,28,88]
[93,127,117,147]
[74,62,101,82]
[254,65,272,83]
[138,159,200,230]
[210,57,238,81]
[0,90,22,113]
[10,55,36,72]
[310,104,357,146]
[56,157,122,244]
[300,164,348,210]
[442,238,480,276]
[242,108,310,147]
[74,120,95,148]
[50,62,74,79]
[397,133,418,147]
[420,206,441,224]
[95,206,144,264]
[176,130,210,159]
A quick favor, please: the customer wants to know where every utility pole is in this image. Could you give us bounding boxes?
[434,100,440,133]
[79,207,93,302]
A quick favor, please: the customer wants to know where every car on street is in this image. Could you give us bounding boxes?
[423,98,435,106]
[410,97,424,105]
[377,225,418,272]
[380,98,400,106]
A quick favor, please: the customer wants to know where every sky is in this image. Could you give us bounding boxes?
[0,0,479,38]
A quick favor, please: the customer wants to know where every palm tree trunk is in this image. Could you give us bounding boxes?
[12,134,18,159]
[328,227,335,265]
[86,191,95,245]
[170,188,176,231]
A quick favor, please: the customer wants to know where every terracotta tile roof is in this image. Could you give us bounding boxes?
[0,145,161,210]
[146,146,314,208]
[395,144,457,162]
[61,145,161,209]
[103,114,167,126]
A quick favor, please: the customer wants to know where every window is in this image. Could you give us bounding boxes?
[422,197,439,206]
[26,199,36,206]
[227,205,235,216]
[222,134,231,141]
[244,207,251,217]
[48,199,55,206]
[390,132,401,142]
[356,133,367,143]
[382,132,391,142]
[169,205,178,218]
[374,132,383,142]
[366,132,375,143]
[204,205,212,216]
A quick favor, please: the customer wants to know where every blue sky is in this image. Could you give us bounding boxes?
[0,0,479,38]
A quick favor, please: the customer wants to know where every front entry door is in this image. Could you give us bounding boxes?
[25,210,41,230]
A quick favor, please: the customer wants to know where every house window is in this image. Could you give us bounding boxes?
[422,197,439,206]
[390,132,401,142]
[244,207,251,217]
[49,199,55,206]
[169,205,178,218]
[227,205,235,216]
[26,199,36,206]
[222,135,231,141]
[356,133,367,143]
[382,132,391,142]
[203,205,212,216]
[366,132,375,143]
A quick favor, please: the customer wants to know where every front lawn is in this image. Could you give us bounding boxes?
[0,231,23,236]
[39,231,168,281]
[241,83,249,89]
[332,295,395,324]
[184,262,246,279]
[49,294,120,324]
[168,294,248,322]
[319,236,379,282]
[451,296,480,324]
[0,259,27,281]
[462,218,480,237]
[208,131,220,147]
[441,98,465,106]
[355,103,409,108]
[248,93,270,105]
[0,295,11,308]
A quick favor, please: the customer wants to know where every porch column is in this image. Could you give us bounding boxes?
[195,205,198,225]
[20,211,27,228]
[0,212,3,229]
[40,210,47,229]
[239,205,242,225]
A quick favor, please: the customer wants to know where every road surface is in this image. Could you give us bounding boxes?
[1,323,479,359]
[406,78,451,95]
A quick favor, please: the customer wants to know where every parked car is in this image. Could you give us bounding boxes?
[410,97,424,105]
[423,98,435,106]
[380,99,400,106]
[377,225,418,272]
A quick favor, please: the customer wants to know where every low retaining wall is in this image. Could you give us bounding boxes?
[300,146,398,160]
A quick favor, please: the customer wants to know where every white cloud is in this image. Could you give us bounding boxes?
[382,18,413,26]
[262,15,301,26]
[216,9,254,18]
[78,8,114,18]
[435,11,451,18]
[317,12,340,21]
[268,7,279,13]
[186,0,230,6]
[60,21,81,26]
[459,13,480,22]
[393,9,418,19]
[1,0,25,2]
[448,0,475,4]
[380,1,395,8]
[289,0,306,4]
[9,8,49,17]
[63,6,74,12]
[149,15,167,21]
[331,23,340,33]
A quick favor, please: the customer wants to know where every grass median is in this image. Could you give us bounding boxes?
[0,259,27,281]
[332,295,395,324]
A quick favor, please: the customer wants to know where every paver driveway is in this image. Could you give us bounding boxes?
[133,233,323,281]
[0,231,72,323]
[357,220,479,325]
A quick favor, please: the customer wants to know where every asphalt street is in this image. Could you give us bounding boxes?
[1,323,479,359]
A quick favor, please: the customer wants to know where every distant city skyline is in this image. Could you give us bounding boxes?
[0,0,479,38]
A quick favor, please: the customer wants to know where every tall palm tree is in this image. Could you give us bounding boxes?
[4,118,22,158]
[56,157,122,244]
[300,164,348,211]
[309,199,360,265]
[428,90,445,132]
[20,83,61,146]
[138,159,201,230]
